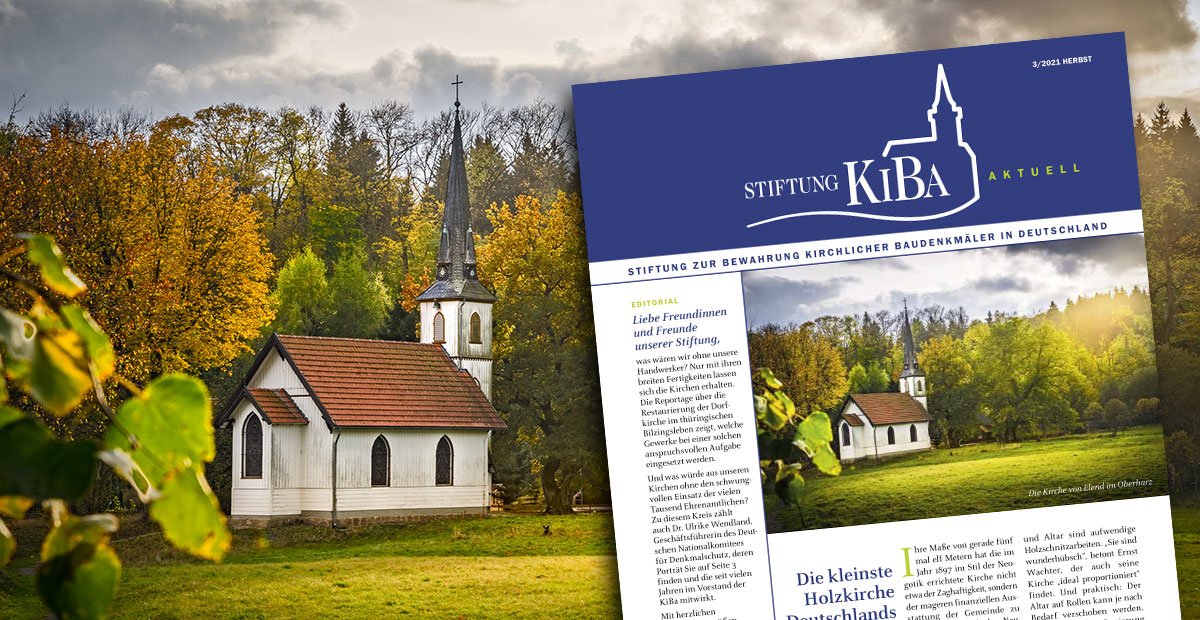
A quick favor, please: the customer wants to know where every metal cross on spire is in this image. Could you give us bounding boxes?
[452,74,463,108]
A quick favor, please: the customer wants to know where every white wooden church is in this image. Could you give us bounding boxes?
[834,303,933,462]
[216,91,505,527]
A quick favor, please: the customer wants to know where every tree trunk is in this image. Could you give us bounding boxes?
[540,457,575,515]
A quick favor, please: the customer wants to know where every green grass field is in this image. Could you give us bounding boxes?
[1173,503,1200,618]
[0,514,622,619]
[768,425,1169,532]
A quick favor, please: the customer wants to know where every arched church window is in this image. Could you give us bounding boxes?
[910,424,918,442]
[917,379,924,393]
[371,435,390,487]
[433,312,445,343]
[841,423,850,446]
[242,413,263,478]
[887,427,896,445]
[469,312,482,344]
[435,435,454,486]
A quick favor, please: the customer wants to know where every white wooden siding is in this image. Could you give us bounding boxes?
[334,429,489,489]
[231,341,494,517]
[249,348,304,391]
[230,397,273,516]
[419,300,493,401]
[839,400,932,462]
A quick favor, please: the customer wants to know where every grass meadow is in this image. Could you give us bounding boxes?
[767,425,1169,532]
[0,514,621,620]
[1174,502,1200,619]
[0,427,1189,619]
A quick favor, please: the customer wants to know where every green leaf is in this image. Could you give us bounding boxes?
[756,433,793,462]
[98,449,158,503]
[796,411,841,476]
[0,517,12,567]
[41,514,119,559]
[760,367,782,390]
[19,233,86,297]
[761,394,788,430]
[37,514,121,620]
[0,405,22,428]
[149,467,230,561]
[777,472,806,506]
[107,375,214,481]
[106,375,229,560]
[60,305,115,379]
[775,461,801,483]
[27,326,91,415]
[0,495,33,518]
[0,309,92,415]
[0,307,35,361]
[775,389,796,418]
[0,407,97,501]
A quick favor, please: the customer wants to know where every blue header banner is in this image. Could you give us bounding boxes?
[572,33,1139,263]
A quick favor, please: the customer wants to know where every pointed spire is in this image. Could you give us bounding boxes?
[900,299,922,378]
[931,64,958,111]
[416,77,496,304]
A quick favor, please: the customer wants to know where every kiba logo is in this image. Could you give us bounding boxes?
[746,64,980,227]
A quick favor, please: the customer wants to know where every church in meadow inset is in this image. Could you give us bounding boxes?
[834,302,932,462]
[216,81,504,527]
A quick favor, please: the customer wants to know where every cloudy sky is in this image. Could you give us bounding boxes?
[0,0,1197,123]
[741,234,1151,327]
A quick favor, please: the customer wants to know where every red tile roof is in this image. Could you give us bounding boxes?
[847,393,931,425]
[275,334,504,430]
[842,413,864,427]
[244,388,308,425]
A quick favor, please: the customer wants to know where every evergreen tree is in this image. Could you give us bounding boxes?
[1178,108,1197,141]
[1150,102,1175,142]
[467,134,514,236]
[329,102,356,165]
[1176,108,1199,161]
[1134,113,1149,147]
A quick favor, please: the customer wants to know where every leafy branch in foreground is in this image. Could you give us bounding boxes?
[0,234,229,620]
[754,367,841,510]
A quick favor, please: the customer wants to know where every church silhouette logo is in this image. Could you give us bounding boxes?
[749,64,980,227]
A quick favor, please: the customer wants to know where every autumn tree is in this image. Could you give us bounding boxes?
[477,191,603,514]
[0,122,274,386]
[748,322,848,416]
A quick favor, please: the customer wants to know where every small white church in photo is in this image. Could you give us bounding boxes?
[834,303,933,462]
[216,91,505,527]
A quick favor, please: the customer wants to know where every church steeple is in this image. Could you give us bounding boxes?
[898,299,926,409]
[900,300,921,378]
[417,77,495,304]
[416,77,496,403]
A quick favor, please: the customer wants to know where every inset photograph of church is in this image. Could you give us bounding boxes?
[741,234,1169,532]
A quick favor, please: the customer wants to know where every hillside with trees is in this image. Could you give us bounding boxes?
[0,98,603,513]
[749,286,1159,446]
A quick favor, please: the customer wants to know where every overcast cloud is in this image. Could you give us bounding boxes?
[0,0,1197,122]
[741,234,1151,328]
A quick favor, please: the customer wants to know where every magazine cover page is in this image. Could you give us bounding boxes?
[574,33,1182,620]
